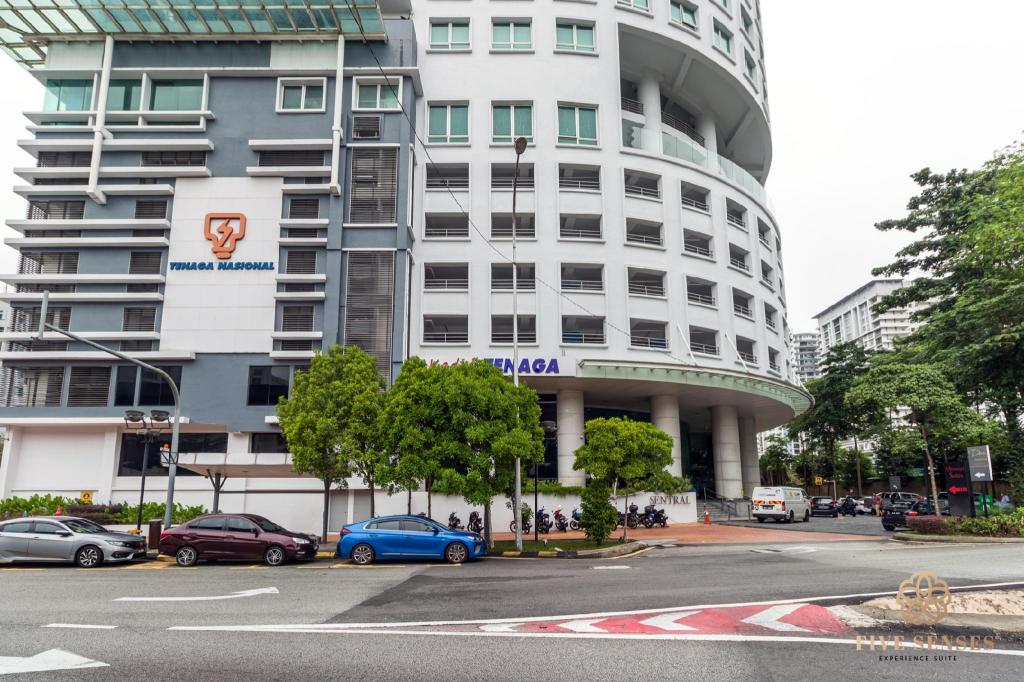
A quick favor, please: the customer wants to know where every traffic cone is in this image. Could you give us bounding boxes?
[55,506,62,516]
[703,505,710,525]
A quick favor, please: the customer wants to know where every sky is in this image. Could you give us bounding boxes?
[0,0,1021,333]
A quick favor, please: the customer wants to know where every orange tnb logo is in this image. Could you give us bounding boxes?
[203,213,246,260]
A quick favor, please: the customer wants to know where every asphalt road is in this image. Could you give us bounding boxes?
[2,536,1022,680]
[725,512,889,536]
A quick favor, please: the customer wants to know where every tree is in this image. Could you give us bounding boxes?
[871,426,924,480]
[759,434,793,486]
[579,482,618,546]
[573,417,673,541]
[277,345,383,540]
[835,448,876,492]
[846,363,985,513]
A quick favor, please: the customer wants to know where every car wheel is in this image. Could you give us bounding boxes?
[74,545,102,568]
[175,545,198,567]
[445,542,469,564]
[350,543,374,565]
[788,511,795,523]
[804,510,810,522]
[264,545,286,567]
[883,525,895,531]
[757,517,765,523]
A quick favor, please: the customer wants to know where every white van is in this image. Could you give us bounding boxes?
[751,486,810,523]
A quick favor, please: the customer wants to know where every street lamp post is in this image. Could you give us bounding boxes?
[511,136,527,552]
[124,409,170,531]
[35,291,182,530]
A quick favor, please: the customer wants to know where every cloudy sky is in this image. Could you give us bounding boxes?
[0,0,1021,333]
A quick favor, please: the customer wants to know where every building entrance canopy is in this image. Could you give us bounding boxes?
[0,0,388,67]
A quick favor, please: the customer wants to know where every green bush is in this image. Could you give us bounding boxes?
[114,502,208,525]
[0,494,83,520]
[945,507,1024,537]
[905,515,949,535]
[579,482,618,546]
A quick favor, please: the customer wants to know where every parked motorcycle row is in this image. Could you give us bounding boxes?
[447,503,668,533]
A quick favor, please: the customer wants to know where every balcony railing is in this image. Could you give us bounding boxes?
[492,177,535,190]
[759,235,772,249]
[492,331,537,344]
[738,350,757,364]
[562,331,605,344]
[681,196,709,212]
[424,278,468,290]
[734,303,753,318]
[631,335,667,349]
[559,177,600,191]
[560,227,602,240]
[766,318,777,331]
[661,111,706,146]
[491,278,536,291]
[687,291,715,306]
[726,213,746,229]
[624,184,660,200]
[729,257,749,271]
[760,277,775,290]
[423,331,469,343]
[769,361,780,372]
[492,227,536,239]
[626,232,663,247]
[621,97,644,115]
[425,225,469,239]
[691,342,719,355]
[426,176,469,190]
[684,241,712,257]
[561,279,603,292]
[628,281,665,297]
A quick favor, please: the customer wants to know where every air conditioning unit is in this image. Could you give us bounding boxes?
[351,115,381,140]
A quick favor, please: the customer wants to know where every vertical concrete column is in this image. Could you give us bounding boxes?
[638,72,662,153]
[697,112,718,157]
[556,389,586,486]
[711,405,742,499]
[738,416,760,496]
[0,426,17,499]
[650,395,682,477]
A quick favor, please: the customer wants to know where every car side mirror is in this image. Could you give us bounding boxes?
[58,531,73,537]
[251,528,260,535]
[433,528,440,535]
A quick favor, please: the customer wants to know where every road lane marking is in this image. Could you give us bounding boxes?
[329,563,409,569]
[591,566,630,570]
[479,623,524,632]
[42,624,117,630]
[604,547,655,560]
[739,604,810,632]
[638,611,700,631]
[558,619,606,633]
[115,587,278,602]
[0,649,108,674]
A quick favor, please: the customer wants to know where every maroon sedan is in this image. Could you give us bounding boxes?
[159,514,318,566]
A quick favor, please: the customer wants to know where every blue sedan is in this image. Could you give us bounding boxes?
[337,515,487,565]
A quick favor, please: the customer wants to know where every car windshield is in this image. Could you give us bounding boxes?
[247,516,284,532]
[63,519,106,534]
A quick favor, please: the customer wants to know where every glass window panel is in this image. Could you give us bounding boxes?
[289,8,314,30]
[304,85,323,109]
[449,105,468,137]
[85,8,120,31]
[109,9,144,32]
[243,8,271,31]
[451,23,469,47]
[492,105,511,140]
[428,105,447,138]
[514,105,532,138]
[578,108,597,142]
[199,9,229,32]
[281,85,301,108]
[269,8,293,29]
[107,79,141,111]
[492,23,509,47]
[153,8,187,31]
[150,79,203,111]
[43,80,93,112]
[513,23,531,48]
[430,23,447,45]
[558,106,576,138]
[577,26,594,50]
[380,83,398,109]
[556,24,573,49]
[357,84,377,109]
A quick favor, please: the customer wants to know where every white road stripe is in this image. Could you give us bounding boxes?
[479,623,523,632]
[42,624,117,630]
[638,611,700,631]
[591,566,631,570]
[739,604,809,632]
[116,587,278,602]
[558,619,606,633]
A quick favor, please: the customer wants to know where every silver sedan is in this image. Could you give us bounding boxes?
[0,516,148,567]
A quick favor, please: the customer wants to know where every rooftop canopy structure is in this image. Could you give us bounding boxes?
[0,0,388,67]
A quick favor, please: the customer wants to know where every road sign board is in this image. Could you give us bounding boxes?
[814,476,823,486]
[79,491,93,504]
[967,445,993,482]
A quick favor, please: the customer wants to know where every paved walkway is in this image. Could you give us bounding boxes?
[490,522,881,545]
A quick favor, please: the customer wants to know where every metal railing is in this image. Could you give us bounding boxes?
[631,335,667,349]
[738,350,757,364]
[492,332,537,344]
[562,331,605,344]
[687,291,715,306]
[620,97,644,115]
[624,184,661,199]
[733,303,753,318]
[680,196,709,212]
[559,177,600,191]
[684,241,712,257]
[691,341,719,355]
[561,279,603,292]
[759,235,772,249]
[726,213,746,229]
[626,232,663,247]
[492,227,536,239]
[560,228,602,240]
[766,318,777,330]
[424,278,468,290]
[423,331,469,343]
[729,257,749,271]
[628,281,665,297]
[425,226,469,238]
[760,277,775,290]
[661,111,705,146]
[492,176,535,189]
[491,278,536,291]
[426,176,469,190]
[769,361,780,372]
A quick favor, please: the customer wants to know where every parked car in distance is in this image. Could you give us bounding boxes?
[882,499,950,531]
[810,496,839,518]
[0,516,147,568]
[880,492,923,511]
[750,486,810,523]
[857,497,874,515]
[158,514,318,566]
[337,515,487,565]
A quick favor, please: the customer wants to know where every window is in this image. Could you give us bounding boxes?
[370,520,402,531]
[32,521,65,535]
[556,22,595,53]
[557,105,598,146]
[713,22,733,54]
[149,80,203,111]
[138,366,182,406]
[671,1,699,29]
[277,78,325,112]
[251,433,288,454]
[188,517,226,530]
[281,305,315,333]
[349,148,398,223]
[617,0,650,11]
[37,151,91,168]
[400,519,434,533]
[135,200,167,219]
[129,252,162,275]
[428,104,469,144]
[286,251,317,276]
[27,200,85,220]
[492,20,531,50]
[0,521,33,533]
[141,150,206,167]
[744,52,758,82]
[430,20,470,50]
[259,150,325,167]
[354,78,400,111]
[114,366,137,406]
[288,198,320,219]
[67,367,111,406]
[19,251,78,274]
[227,518,257,533]
[123,307,156,332]
[107,79,142,111]
[43,79,93,112]
[492,104,532,144]
[247,366,290,406]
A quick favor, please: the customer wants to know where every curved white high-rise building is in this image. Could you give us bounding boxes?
[409,0,809,498]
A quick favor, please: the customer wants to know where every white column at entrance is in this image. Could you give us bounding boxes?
[0,426,17,498]
[697,112,718,157]
[711,405,742,499]
[650,395,682,476]
[556,389,586,486]
[739,416,759,496]
[638,72,662,153]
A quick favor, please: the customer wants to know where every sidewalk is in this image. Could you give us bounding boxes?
[490,522,881,545]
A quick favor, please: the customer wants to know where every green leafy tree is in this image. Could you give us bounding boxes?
[871,426,924,480]
[579,482,618,545]
[277,345,382,540]
[759,434,794,486]
[573,417,673,540]
[835,448,877,492]
[846,363,984,513]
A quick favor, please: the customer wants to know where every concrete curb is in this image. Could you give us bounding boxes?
[490,541,648,559]
[892,532,1024,544]
[853,605,1024,633]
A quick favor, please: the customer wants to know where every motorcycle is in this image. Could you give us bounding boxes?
[508,501,532,534]
[641,504,668,528]
[569,507,582,531]
[618,503,640,529]
[535,506,552,534]
[467,510,483,533]
[552,506,569,532]
[447,512,464,530]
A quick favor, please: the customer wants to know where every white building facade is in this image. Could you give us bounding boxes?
[790,331,820,385]
[815,279,921,355]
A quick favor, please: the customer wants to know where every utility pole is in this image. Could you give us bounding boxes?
[511,136,527,552]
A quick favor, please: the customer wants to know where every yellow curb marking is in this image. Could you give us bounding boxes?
[122,562,170,570]
[605,546,656,560]
[329,563,409,569]
[230,565,267,570]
